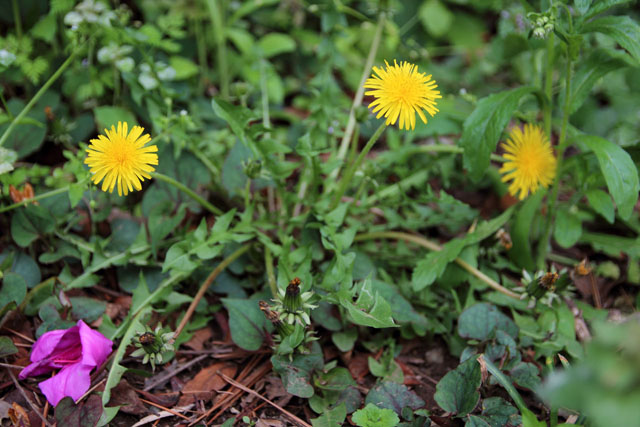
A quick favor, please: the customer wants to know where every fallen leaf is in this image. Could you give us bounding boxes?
[178,362,236,405]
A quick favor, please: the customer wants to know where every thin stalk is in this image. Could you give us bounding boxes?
[0,52,78,148]
[150,172,223,216]
[329,11,387,183]
[172,243,252,342]
[536,53,573,269]
[194,17,208,92]
[244,178,251,210]
[260,59,270,131]
[205,0,229,99]
[264,246,277,297]
[11,0,22,39]
[543,32,555,137]
[354,231,520,299]
[330,122,387,210]
[0,176,89,214]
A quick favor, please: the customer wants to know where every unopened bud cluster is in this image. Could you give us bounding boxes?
[131,324,175,370]
[520,268,571,306]
[527,12,555,38]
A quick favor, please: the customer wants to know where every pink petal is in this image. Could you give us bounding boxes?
[77,320,112,367]
[38,363,93,406]
[18,359,56,379]
[29,328,74,362]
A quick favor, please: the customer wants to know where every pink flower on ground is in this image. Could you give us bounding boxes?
[19,320,113,406]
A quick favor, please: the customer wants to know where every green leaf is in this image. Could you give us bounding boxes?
[458,303,519,341]
[169,56,199,80]
[0,272,26,310]
[568,49,631,114]
[211,98,257,144]
[365,382,424,415]
[32,13,57,42]
[0,336,18,357]
[221,298,268,351]
[434,357,482,416]
[554,208,582,248]
[93,106,137,131]
[582,16,640,63]
[586,189,615,223]
[583,0,636,20]
[0,147,17,175]
[332,329,358,352]
[419,0,454,37]
[315,367,356,392]
[460,86,535,181]
[352,403,400,427]
[339,278,397,328]
[579,135,639,220]
[257,33,296,58]
[11,205,55,247]
[574,0,592,14]
[271,343,323,398]
[412,208,513,290]
[70,297,106,323]
[311,403,347,427]
[509,190,543,270]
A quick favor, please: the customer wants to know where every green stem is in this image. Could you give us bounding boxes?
[244,178,251,210]
[354,231,520,299]
[150,172,223,216]
[330,122,387,210]
[543,32,555,137]
[330,11,386,184]
[0,51,78,148]
[194,17,208,92]
[408,144,505,162]
[537,53,573,269]
[0,176,89,214]
[11,0,22,39]
[205,0,229,99]
[172,243,252,342]
[264,245,277,297]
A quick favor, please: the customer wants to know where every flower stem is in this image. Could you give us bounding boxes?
[329,122,387,210]
[0,51,78,148]
[0,176,89,214]
[354,231,520,299]
[172,243,252,343]
[543,32,555,137]
[11,0,22,39]
[150,172,223,216]
[536,52,573,269]
[264,245,277,297]
[205,0,229,99]
[331,11,387,181]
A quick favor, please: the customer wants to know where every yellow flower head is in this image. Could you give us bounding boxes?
[85,121,158,196]
[499,124,556,200]
[364,59,441,130]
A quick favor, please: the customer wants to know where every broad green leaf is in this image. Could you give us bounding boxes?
[583,0,635,20]
[221,298,268,351]
[460,86,535,181]
[311,404,347,427]
[365,381,424,415]
[332,329,358,352]
[351,403,399,427]
[579,135,639,220]
[586,189,615,223]
[554,208,582,248]
[257,33,296,58]
[412,208,513,290]
[434,357,482,416]
[419,0,454,37]
[211,98,257,144]
[271,342,323,398]
[339,279,397,328]
[0,336,18,357]
[574,0,592,14]
[314,367,356,392]
[581,16,640,63]
[169,56,199,80]
[0,147,17,175]
[0,273,27,308]
[458,303,518,341]
[93,106,137,131]
[70,297,106,323]
[568,49,631,114]
[11,205,55,247]
[0,98,47,158]
[55,395,103,427]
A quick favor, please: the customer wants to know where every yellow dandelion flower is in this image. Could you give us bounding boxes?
[85,121,158,196]
[499,124,557,200]
[364,59,441,131]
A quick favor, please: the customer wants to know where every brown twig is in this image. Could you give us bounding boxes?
[172,243,252,343]
[2,327,35,343]
[220,373,312,427]
[138,398,191,421]
[143,354,208,392]
[6,367,53,427]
